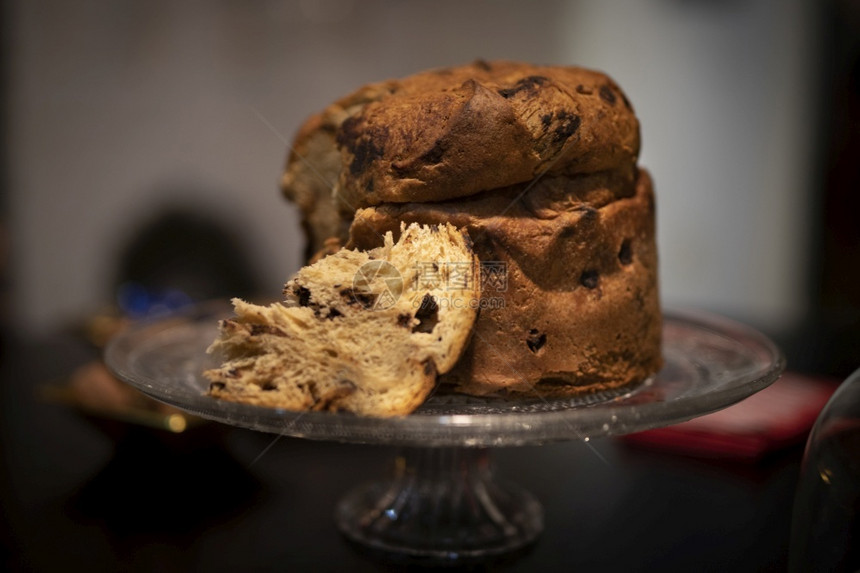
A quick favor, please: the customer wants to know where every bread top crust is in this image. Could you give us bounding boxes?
[329,60,640,207]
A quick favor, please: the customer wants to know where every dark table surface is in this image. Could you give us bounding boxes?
[1,332,800,572]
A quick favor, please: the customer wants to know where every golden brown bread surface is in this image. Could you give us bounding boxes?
[280,60,661,399]
[336,61,640,207]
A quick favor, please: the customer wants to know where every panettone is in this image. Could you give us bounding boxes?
[277,59,662,400]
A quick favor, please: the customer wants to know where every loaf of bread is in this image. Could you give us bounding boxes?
[282,60,662,399]
[204,223,480,416]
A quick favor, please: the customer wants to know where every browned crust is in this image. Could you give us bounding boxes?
[281,60,641,257]
[280,81,402,258]
[334,60,640,206]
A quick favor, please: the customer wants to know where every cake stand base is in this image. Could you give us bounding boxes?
[334,447,543,565]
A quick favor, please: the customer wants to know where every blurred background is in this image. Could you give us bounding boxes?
[1,0,857,374]
[1,0,859,571]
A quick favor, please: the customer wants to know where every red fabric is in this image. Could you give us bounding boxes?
[622,372,839,461]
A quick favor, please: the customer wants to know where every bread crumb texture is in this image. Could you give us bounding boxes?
[204,222,479,417]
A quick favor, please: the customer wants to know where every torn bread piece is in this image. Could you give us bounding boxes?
[204,222,479,417]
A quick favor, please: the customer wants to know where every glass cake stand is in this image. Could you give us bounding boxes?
[105,302,785,564]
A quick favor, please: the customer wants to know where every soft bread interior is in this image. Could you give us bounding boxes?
[204,222,480,417]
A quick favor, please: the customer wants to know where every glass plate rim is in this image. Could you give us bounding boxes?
[105,303,785,446]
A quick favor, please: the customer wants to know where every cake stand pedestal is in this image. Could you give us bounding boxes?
[106,304,784,565]
[335,446,542,564]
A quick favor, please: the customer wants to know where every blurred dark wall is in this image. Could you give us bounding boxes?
[4,0,568,333]
[1,0,9,332]
[0,4,11,571]
[794,0,860,377]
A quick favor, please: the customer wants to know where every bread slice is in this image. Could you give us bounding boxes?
[204,222,479,417]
